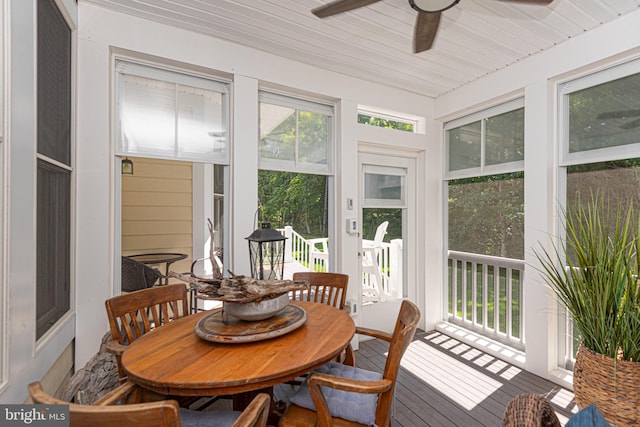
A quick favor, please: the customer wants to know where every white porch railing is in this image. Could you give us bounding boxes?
[280,226,403,300]
[448,250,525,350]
[281,226,329,272]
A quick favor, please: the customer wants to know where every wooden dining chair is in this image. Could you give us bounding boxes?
[28,381,270,427]
[104,283,190,380]
[290,272,354,366]
[278,299,420,427]
[291,272,349,310]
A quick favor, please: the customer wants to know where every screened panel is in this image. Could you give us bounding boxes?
[37,0,71,166]
[448,172,524,259]
[569,73,640,154]
[448,121,481,171]
[485,108,524,166]
[36,160,71,339]
[298,110,328,166]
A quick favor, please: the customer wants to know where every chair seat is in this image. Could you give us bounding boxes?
[180,408,242,427]
[279,404,367,427]
[289,362,381,425]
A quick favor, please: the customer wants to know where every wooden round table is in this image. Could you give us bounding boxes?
[121,301,355,397]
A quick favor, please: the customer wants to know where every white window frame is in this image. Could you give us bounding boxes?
[115,59,231,165]
[444,98,524,180]
[258,91,334,175]
[558,58,640,168]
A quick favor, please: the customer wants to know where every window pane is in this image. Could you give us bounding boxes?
[37,0,71,165]
[37,160,71,339]
[448,121,481,171]
[485,108,524,166]
[121,75,176,155]
[298,110,328,165]
[448,172,524,259]
[357,113,415,132]
[259,103,295,161]
[177,84,226,159]
[569,73,640,153]
[365,173,402,201]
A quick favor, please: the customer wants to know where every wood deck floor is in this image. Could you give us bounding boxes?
[353,329,577,426]
[211,328,578,426]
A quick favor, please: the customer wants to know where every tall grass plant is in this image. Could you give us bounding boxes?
[536,194,640,361]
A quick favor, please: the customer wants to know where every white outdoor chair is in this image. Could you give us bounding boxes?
[362,221,388,302]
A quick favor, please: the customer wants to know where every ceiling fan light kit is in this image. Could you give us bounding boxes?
[409,0,459,13]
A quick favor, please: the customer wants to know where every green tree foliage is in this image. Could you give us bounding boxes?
[258,170,328,238]
[357,114,414,132]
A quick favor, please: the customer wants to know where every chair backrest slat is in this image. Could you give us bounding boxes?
[105,284,189,379]
[291,272,349,310]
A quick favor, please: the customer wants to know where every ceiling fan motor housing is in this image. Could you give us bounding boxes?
[409,0,460,13]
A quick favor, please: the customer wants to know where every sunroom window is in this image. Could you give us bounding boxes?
[258,93,334,275]
[445,99,525,349]
[558,58,640,368]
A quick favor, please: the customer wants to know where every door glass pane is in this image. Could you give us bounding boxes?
[362,208,403,301]
[485,108,524,166]
[448,121,481,171]
[365,173,402,201]
[259,103,295,161]
[569,73,640,153]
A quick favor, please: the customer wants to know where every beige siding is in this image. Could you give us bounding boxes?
[122,158,193,277]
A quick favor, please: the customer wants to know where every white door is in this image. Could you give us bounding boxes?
[359,152,416,330]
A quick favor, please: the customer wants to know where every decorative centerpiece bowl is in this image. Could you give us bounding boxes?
[170,271,309,321]
[223,293,291,321]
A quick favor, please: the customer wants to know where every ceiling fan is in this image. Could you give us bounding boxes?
[312,0,553,54]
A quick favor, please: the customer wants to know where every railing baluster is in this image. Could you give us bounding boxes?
[448,250,524,350]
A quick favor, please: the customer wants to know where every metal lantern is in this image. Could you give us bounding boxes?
[246,222,287,280]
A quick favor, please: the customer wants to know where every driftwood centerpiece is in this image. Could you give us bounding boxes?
[169,271,309,303]
[170,272,309,321]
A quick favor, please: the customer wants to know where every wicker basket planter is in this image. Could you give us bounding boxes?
[573,344,640,427]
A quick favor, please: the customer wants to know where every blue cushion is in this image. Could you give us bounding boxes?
[179,408,241,427]
[289,361,382,425]
[566,404,611,427]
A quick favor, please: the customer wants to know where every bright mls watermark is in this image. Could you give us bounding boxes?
[1,405,69,426]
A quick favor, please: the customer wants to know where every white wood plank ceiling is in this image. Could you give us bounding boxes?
[83,0,640,98]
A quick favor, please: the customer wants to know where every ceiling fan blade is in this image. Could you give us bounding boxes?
[597,109,640,120]
[414,12,440,53]
[312,0,382,18]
